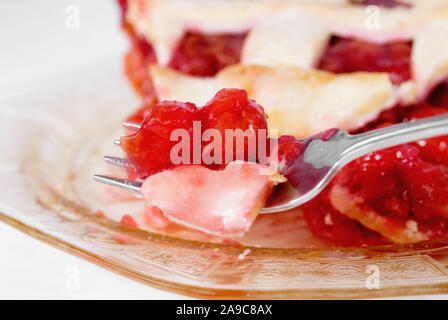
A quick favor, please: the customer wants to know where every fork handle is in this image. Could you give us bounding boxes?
[343,113,448,162]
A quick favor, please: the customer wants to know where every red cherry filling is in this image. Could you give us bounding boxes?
[118,1,245,98]
[124,31,244,97]
[118,0,448,244]
[118,0,158,101]
[124,35,158,99]
[427,80,448,108]
[201,89,268,167]
[339,145,448,236]
[302,141,448,245]
[306,33,448,245]
[405,105,448,166]
[168,32,246,77]
[121,89,268,179]
[303,104,448,245]
[267,135,306,172]
[302,103,448,245]
[121,101,200,178]
[318,37,412,85]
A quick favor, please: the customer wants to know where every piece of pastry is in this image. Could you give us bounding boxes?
[115,0,448,245]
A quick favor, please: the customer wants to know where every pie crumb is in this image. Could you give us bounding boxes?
[405,220,418,233]
[324,213,334,226]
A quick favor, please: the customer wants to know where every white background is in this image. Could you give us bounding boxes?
[0,0,186,299]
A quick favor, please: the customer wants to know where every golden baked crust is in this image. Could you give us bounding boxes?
[150,64,395,137]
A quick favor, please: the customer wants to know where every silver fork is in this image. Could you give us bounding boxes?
[94,114,448,214]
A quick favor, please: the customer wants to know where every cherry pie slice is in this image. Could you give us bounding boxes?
[113,0,448,245]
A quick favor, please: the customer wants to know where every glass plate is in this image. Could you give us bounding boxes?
[1,56,448,299]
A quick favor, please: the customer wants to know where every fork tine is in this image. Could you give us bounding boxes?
[103,156,128,168]
[122,121,141,130]
[93,175,143,195]
[113,139,121,146]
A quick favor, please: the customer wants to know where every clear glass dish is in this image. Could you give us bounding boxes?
[1,56,448,299]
